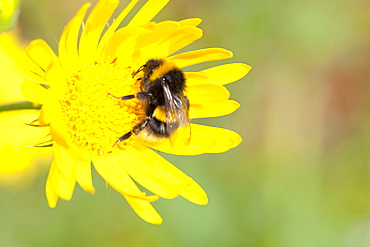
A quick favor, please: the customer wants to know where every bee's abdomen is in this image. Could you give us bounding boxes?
[146,117,169,137]
[146,117,180,138]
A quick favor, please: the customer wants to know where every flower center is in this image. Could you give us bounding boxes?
[60,59,143,155]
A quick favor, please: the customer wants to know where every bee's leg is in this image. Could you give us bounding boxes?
[135,92,152,101]
[108,92,152,101]
[113,131,133,146]
[113,118,149,146]
[108,93,135,100]
[132,118,149,135]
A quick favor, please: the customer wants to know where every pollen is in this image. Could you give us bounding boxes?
[60,59,142,155]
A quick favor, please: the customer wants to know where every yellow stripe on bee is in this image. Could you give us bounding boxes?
[153,106,167,122]
[149,61,178,82]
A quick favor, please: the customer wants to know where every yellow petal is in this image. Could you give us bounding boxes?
[179,18,202,27]
[148,124,242,155]
[166,26,203,56]
[0,0,21,32]
[21,81,48,104]
[46,173,59,208]
[26,39,57,72]
[114,35,137,66]
[49,109,72,148]
[186,63,252,86]
[38,107,50,126]
[118,144,205,200]
[130,21,181,63]
[189,100,240,119]
[130,22,202,61]
[45,62,67,99]
[180,180,208,205]
[102,24,154,61]
[47,159,76,201]
[132,144,208,204]
[0,33,34,102]
[127,0,170,27]
[116,148,181,199]
[58,3,91,73]
[97,0,139,55]
[135,144,194,183]
[79,0,118,65]
[0,111,51,176]
[92,154,159,202]
[168,48,233,68]
[55,175,76,201]
[124,195,163,225]
[186,84,230,104]
[53,144,78,181]
[75,161,95,194]
[24,38,66,92]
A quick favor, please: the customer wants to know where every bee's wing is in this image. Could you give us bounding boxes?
[162,82,191,146]
[170,95,191,146]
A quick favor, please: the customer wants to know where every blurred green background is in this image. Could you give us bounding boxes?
[1,0,370,246]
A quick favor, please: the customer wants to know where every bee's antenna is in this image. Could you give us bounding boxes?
[132,65,145,78]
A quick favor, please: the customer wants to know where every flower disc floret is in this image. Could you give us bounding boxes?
[61,58,143,155]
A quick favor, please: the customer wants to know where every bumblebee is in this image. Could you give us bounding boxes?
[110,58,190,145]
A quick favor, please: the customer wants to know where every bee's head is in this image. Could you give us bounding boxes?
[143,59,165,77]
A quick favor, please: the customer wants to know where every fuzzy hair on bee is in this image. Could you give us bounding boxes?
[109,58,191,145]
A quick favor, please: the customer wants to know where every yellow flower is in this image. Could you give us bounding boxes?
[21,0,251,224]
[0,0,21,33]
[0,32,50,185]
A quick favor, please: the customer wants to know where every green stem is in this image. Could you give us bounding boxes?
[0,101,41,112]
